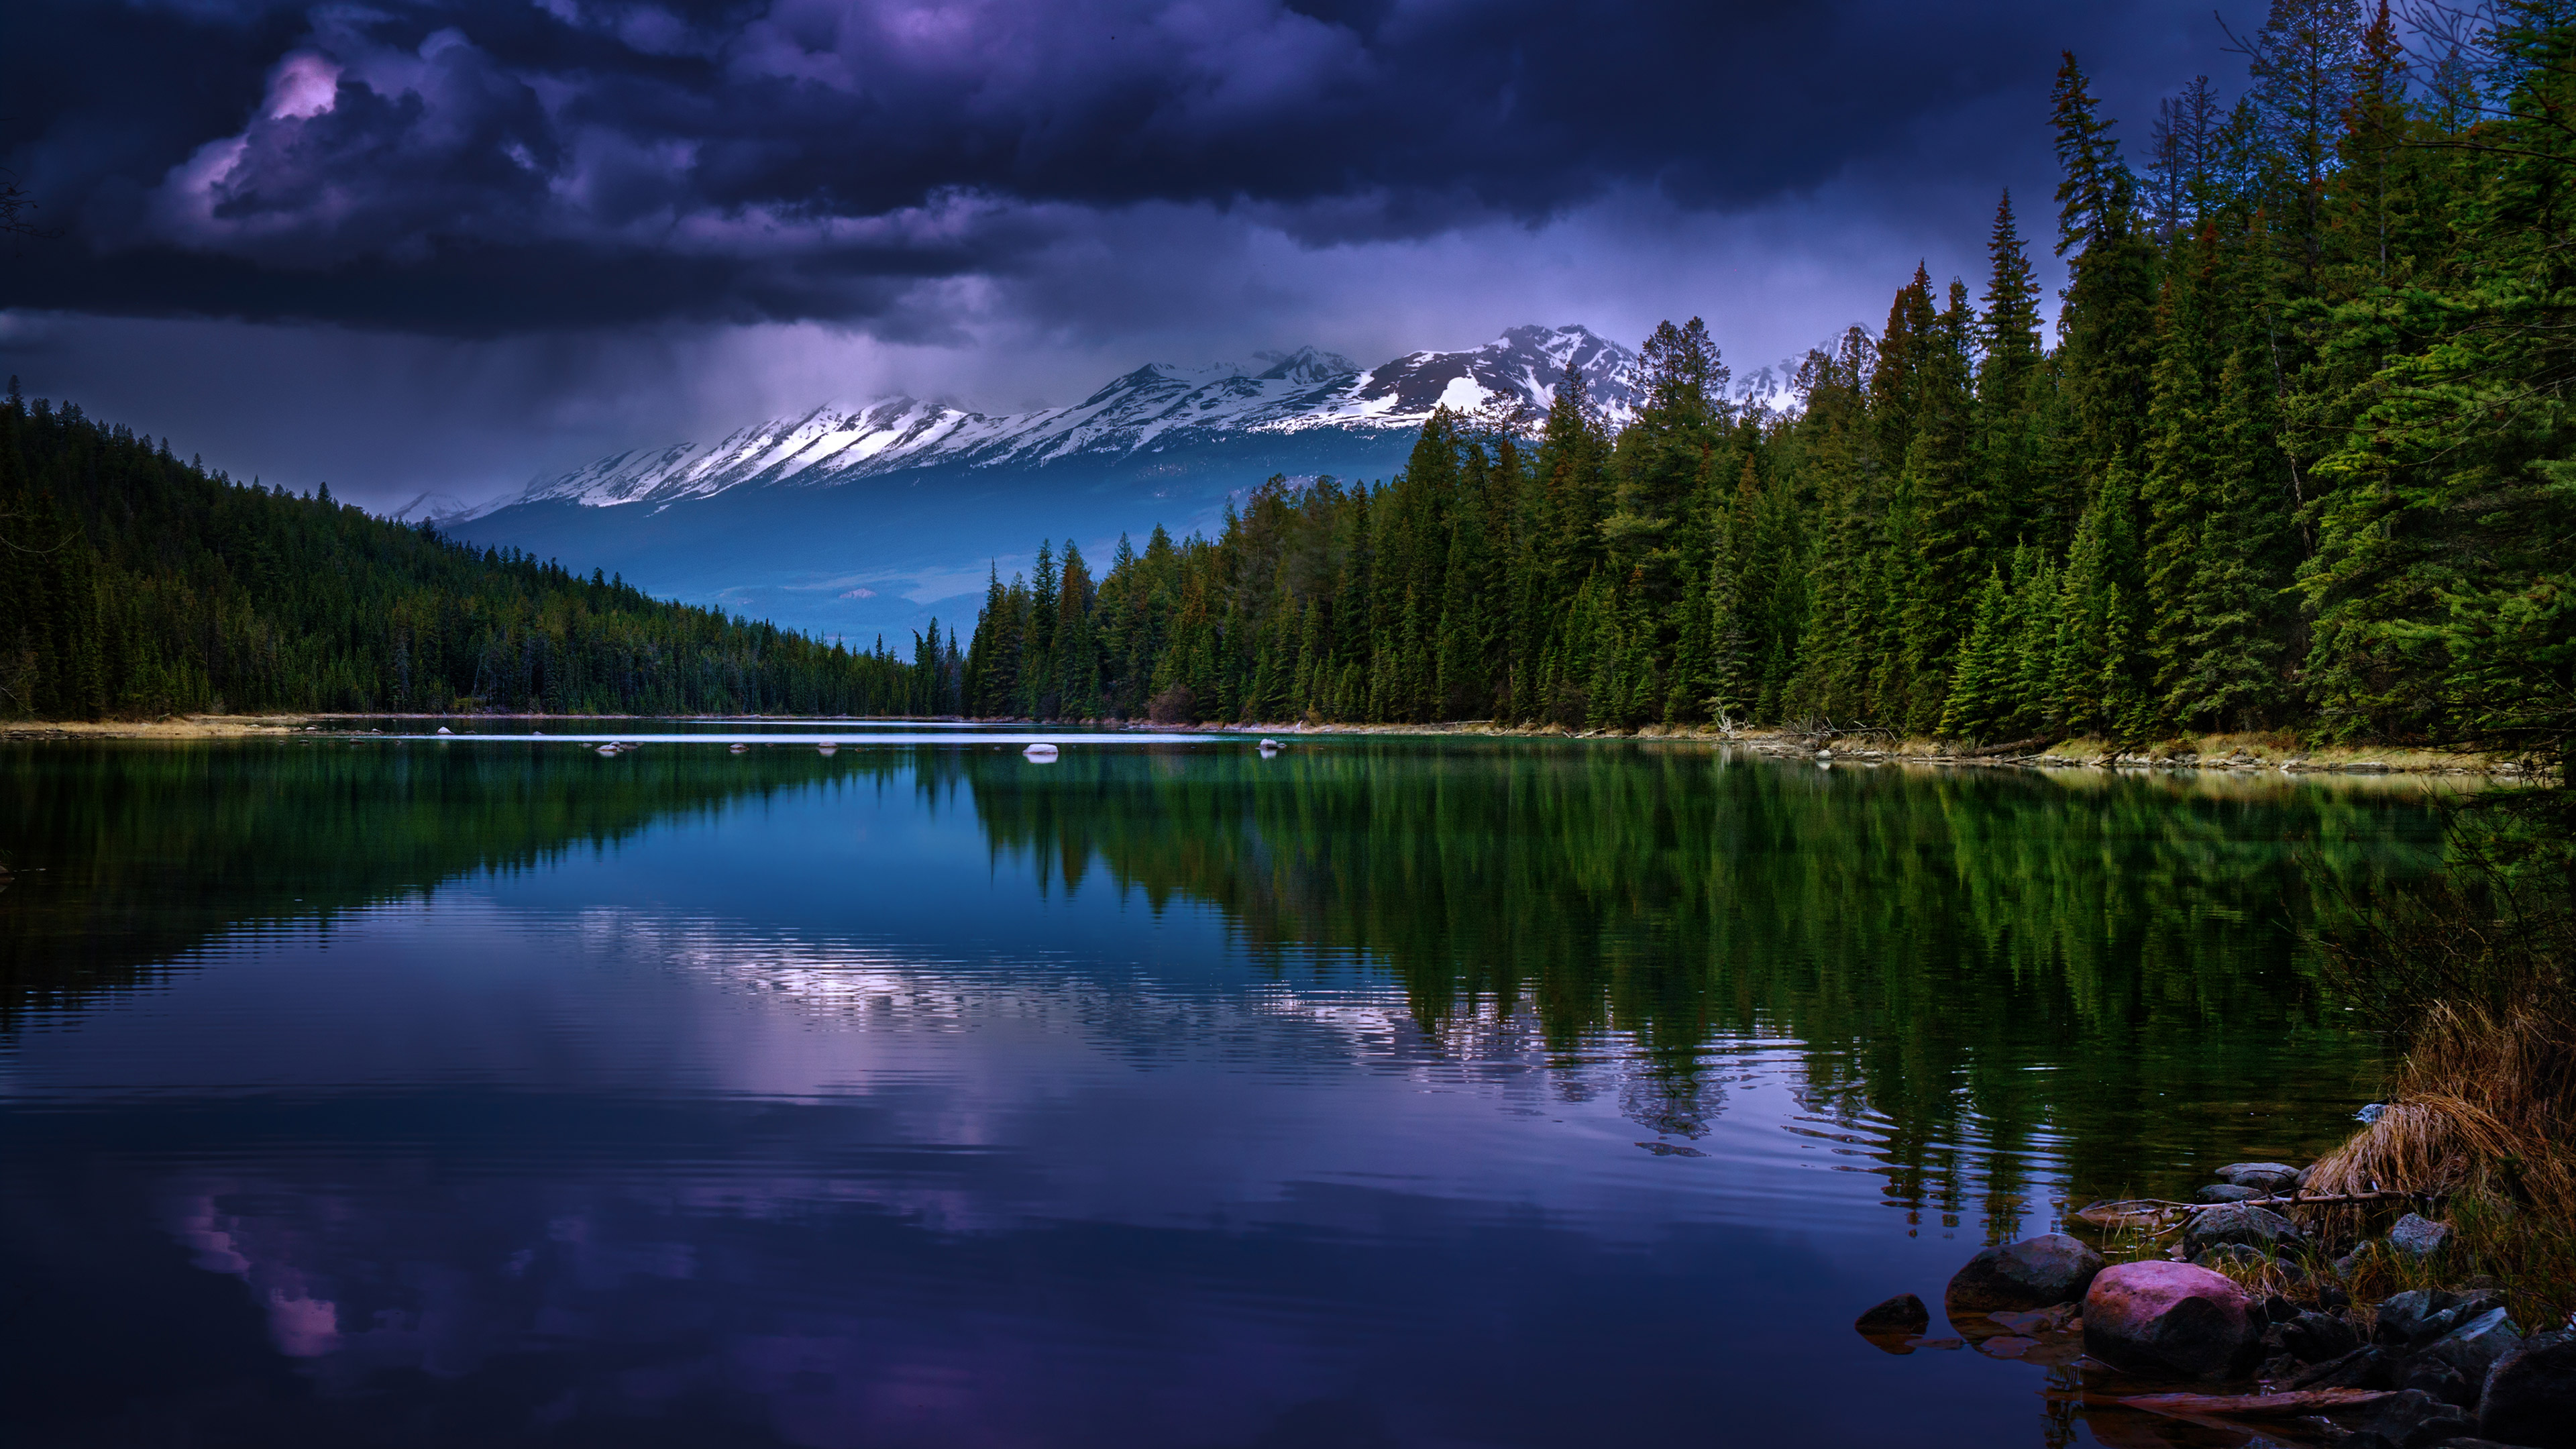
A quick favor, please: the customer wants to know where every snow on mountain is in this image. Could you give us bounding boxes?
[474,326,1638,519]
[388,490,478,525]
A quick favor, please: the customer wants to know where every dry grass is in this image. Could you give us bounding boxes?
[2287,809,2576,1328]
[2296,997,2576,1328]
[0,713,313,739]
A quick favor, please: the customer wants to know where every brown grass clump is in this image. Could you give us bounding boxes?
[2304,1000,2576,1220]
[2302,891,2576,1326]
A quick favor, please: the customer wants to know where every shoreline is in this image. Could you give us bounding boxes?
[0,712,2547,780]
[1191,720,2546,780]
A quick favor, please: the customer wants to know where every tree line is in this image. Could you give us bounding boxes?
[0,390,959,718]
[964,2,2575,780]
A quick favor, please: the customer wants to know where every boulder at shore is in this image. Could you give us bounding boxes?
[1944,1234,2106,1315]
[2182,1202,2302,1258]
[2083,1260,2263,1380]
[2480,1329,2576,1448]
[2387,1212,2453,1258]
[2214,1162,2301,1193]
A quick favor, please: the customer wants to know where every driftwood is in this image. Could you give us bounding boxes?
[2073,1188,2435,1231]
[1954,735,2053,759]
[2120,1388,2392,1419]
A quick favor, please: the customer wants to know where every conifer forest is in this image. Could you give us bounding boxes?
[0,394,962,718]
[964,9,2576,778]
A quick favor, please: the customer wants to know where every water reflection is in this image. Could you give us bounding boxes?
[0,737,2457,1447]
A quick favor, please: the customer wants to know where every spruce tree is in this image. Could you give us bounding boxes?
[1898,278,1985,733]
[2052,53,2160,492]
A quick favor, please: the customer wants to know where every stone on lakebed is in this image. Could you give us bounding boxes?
[2353,1387,2477,1448]
[1944,1233,2106,1314]
[2083,1260,2264,1380]
[1853,1292,1930,1336]
[2214,1161,2302,1193]
[2195,1183,2263,1204]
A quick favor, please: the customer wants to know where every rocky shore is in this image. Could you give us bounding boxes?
[1858,1161,2575,1446]
[1209,721,2548,781]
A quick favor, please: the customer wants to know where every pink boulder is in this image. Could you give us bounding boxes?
[2082,1260,2262,1380]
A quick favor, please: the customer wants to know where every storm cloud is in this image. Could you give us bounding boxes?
[1,2,2256,508]
[9,1,2237,332]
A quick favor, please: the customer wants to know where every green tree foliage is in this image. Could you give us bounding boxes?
[961,16,2575,779]
[0,395,951,718]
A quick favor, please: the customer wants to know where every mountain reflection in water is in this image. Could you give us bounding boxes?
[0,735,2454,1447]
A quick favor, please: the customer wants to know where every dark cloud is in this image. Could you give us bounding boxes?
[4,0,2223,333]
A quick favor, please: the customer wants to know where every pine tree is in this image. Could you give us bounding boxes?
[1939,568,2016,739]
[1026,541,1059,717]
[2053,53,2160,492]
[2141,222,2220,718]
[2167,341,2292,729]
[2052,455,2152,740]
[1899,278,1984,733]
[2239,0,2364,288]
[1055,539,1099,717]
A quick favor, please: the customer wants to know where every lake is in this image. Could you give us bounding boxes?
[0,729,2456,1447]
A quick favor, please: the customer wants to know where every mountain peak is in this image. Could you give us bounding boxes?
[487,325,1640,517]
[1250,347,1360,384]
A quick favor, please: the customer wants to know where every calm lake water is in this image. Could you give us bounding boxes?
[1,729,2458,1448]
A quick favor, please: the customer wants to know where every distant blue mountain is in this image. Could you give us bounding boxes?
[445,325,1640,643]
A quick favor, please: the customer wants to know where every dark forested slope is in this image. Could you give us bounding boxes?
[0,392,956,718]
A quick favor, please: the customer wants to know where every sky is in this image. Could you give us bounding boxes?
[0,1,2263,512]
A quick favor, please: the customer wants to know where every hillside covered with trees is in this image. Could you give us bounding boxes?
[964,3,2575,781]
[0,392,958,718]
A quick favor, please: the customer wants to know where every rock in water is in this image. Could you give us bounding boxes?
[2387,1213,2452,1258]
[2479,1329,2576,1448]
[2195,1183,2262,1204]
[2084,1260,2263,1380]
[2287,1345,2397,1391]
[1944,1234,2106,1314]
[2215,1162,2302,1193]
[2399,1353,2473,1408]
[1854,1293,1930,1336]
[2354,1388,2476,1448]
[2183,1203,2302,1257]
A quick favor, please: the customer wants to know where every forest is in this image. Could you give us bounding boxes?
[964,3,2575,778]
[0,392,959,718]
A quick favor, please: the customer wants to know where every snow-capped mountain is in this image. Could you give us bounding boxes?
[472,325,1638,519]
[445,325,1640,643]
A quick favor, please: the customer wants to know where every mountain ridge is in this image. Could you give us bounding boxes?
[470,325,1642,521]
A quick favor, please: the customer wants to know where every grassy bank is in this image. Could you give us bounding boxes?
[0,714,313,740]
[2296,811,2576,1328]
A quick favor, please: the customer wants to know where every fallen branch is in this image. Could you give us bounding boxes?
[2073,1188,2440,1234]
[2121,1388,2392,1420]
[1953,735,2053,759]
